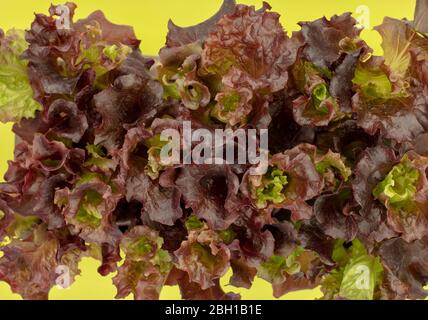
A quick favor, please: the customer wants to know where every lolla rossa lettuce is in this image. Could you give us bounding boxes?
[0,0,427,300]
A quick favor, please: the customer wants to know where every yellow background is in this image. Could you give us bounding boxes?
[0,0,418,300]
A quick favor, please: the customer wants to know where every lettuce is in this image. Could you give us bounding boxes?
[0,1,427,301]
[372,157,419,208]
[113,226,172,300]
